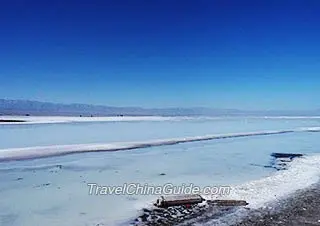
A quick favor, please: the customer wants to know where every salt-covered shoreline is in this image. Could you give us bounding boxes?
[1,115,320,125]
[232,182,320,226]
[119,154,320,225]
[0,116,180,125]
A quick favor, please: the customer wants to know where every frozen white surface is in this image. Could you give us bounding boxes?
[262,116,320,119]
[210,154,320,208]
[0,129,295,161]
[0,115,178,124]
[1,116,319,149]
[0,127,319,161]
[1,115,320,125]
[0,117,319,226]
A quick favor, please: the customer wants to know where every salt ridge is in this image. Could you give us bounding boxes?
[0,127,319,161]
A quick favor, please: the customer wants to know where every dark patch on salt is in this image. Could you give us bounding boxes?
[131,201,241,225]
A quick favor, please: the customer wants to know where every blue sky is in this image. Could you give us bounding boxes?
[0,0,319,110]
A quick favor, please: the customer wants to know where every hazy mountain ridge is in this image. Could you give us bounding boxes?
[0,99,319,116]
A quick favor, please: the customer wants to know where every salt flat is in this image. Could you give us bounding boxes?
[0,117,319,226]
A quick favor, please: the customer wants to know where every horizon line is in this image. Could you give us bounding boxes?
[0,98,319,112]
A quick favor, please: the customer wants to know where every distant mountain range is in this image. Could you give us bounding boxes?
[0,99,319,116]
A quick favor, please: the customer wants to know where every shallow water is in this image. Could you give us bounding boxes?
[0,117,319,226]
[0,117,319,149]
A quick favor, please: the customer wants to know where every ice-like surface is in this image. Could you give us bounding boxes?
[1,117,320,149]
[210,154,320,207]
[1,127,320,161]
[0,117,320,226]
[1,115,320,125]
[191,154,320,226]
[0,115,177,124]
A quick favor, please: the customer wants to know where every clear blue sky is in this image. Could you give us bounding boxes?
[0,0,319,110]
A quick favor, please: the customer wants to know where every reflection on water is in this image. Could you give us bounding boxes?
[0,118,319,226]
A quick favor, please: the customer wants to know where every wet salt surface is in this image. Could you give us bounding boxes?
[1,117,319,149]
[0,118,320,225]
